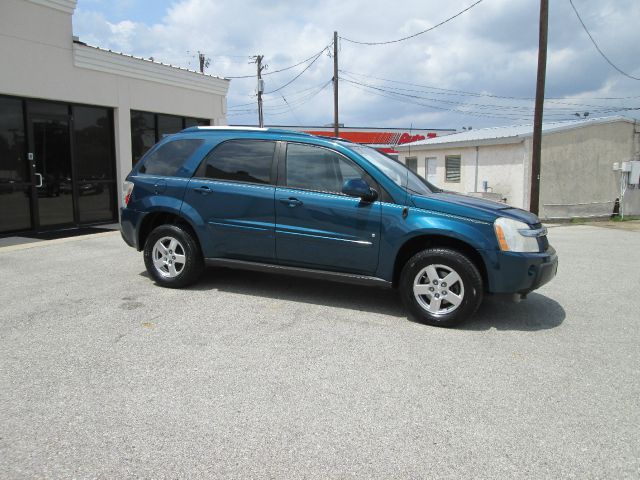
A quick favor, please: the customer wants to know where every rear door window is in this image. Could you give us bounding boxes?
[196,139,276,184]
[139,139,204,176]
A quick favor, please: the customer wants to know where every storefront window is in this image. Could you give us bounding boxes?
[0,96,31,233]
[73,105,116,224]
[131,111,210,166]
[157,114,183,139]
[131,111,156,166]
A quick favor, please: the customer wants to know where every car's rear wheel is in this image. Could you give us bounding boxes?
[400,248,483,327]
[143,224,203,288]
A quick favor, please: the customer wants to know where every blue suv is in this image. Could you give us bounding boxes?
[120,127,557,327]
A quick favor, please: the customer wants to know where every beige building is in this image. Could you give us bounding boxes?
[396,117,640,220]
[0,0,229,234]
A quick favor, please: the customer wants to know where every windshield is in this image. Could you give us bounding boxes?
[348,144,439,196]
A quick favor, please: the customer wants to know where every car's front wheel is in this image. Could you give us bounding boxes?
[400,248,483,327]
[143,224,204,288]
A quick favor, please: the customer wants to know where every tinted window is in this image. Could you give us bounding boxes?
[0,96,27,182]
[73,106,114,181]
[131,111,155,166]
[197,140,275,184]
[157,114,183,138]
[286,143,371,195]
[140,139,204,176]
[185,117,210,128]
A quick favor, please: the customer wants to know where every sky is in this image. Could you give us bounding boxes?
[72,0,640,130]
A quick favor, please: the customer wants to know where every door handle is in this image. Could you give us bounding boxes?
[194,185,212,195]
[35,172,43,188]
[279,197,303,208]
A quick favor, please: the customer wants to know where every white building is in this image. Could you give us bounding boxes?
[0,0,229,234]
[396,116,640,220]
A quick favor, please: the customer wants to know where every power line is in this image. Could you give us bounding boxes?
[340,69,640,102]
[339,0,483,45]
[228,81,331,109]
[227,81,332,118]
[569,0,640,81]
[339,76,635,116]
[263,48,328,94]
[341,76,638,121]
[224,44,331,79]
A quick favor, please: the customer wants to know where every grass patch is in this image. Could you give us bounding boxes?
[570,217,587,224]
[610,215,640,222]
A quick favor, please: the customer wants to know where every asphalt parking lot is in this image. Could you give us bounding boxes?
[1,224,639,479]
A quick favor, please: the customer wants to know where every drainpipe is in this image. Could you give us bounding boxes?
[474,146,479,192]
[635,119,640,161]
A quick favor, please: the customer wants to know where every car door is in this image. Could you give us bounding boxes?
[183,138,277,261]
[275,142,381,275]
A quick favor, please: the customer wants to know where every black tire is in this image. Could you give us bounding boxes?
[143,224,204,288]
[399,248,483,327]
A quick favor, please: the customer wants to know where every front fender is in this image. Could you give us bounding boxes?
[376,203,496,280]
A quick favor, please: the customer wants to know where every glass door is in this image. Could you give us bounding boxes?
[0,96,32,234]
[27,103,75,229]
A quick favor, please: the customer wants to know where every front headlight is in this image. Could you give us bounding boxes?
[494,217,540,252]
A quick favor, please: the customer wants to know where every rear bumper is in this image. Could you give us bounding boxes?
[119,207,147,250]
[482,246,558,294]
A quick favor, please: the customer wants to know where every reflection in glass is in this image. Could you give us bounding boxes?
[74,106,114,181]
[0,187,31,232]
[157,114,183,138]
[78,182,116,223]
[32,116,74,226]
[131,111,155,165]
[0,96,28,183]
[185,117,210,127]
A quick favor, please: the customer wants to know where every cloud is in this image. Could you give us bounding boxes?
[73,0,640,128]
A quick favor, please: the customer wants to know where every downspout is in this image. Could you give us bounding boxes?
[474,146,479,192]
[635,119,640,161]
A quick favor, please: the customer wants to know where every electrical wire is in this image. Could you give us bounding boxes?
[224,44,331,79]
[341,76,639,121]
[227,80,332,118]
[263,48,327,94]
[339,0,483,45]
[339,69,640,102]
[339,72,634,114]
[228,81,331,109]
[569,0,640,81]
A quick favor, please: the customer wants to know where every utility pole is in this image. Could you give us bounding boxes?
[530,0,548,215]
[333,31,339,138]
[252,55,266,127]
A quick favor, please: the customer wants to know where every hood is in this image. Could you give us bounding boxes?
[411,192,540,225]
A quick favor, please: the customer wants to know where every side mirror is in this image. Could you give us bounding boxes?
[342,178,378,202]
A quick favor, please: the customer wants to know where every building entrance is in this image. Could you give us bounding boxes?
[0,96,117,235]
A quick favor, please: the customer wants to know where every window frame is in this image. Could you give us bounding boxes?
[279,141,385,200]
[445,155,461,183]
[405,156,418,174]
[193,138,278,186]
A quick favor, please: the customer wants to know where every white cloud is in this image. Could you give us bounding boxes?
[73,0,640,128]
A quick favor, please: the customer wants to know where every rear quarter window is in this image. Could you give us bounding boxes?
[139,138,204,176]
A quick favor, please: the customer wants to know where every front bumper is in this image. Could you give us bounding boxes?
[482,246,558,294]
